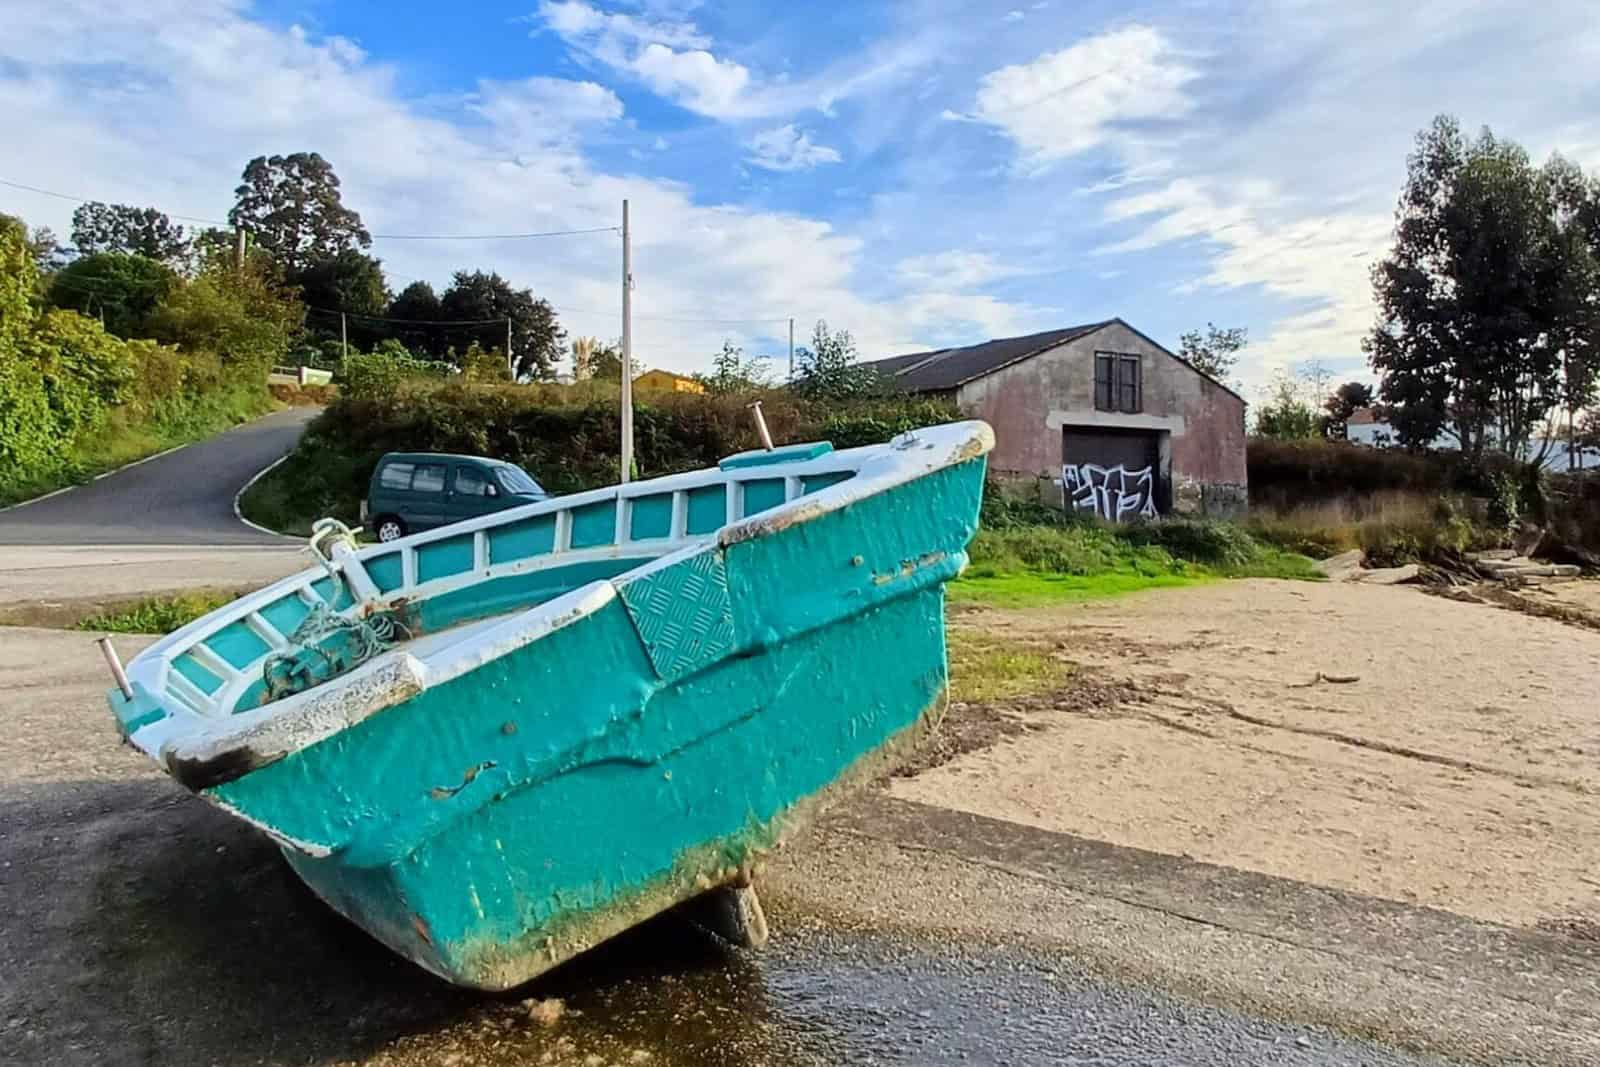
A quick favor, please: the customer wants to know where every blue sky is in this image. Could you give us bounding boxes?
[5,0,1600,395]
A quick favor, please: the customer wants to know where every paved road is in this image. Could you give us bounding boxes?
[0,407,317,546]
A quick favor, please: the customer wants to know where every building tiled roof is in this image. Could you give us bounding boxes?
[1347,406,1381,425]
[864,322,1112,391]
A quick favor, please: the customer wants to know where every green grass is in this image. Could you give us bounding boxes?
[74,591,239,635]
[952,511,1321,609]
[951,570,1206,608]
[236,434,369,537]
[947,630,1073,702]
[0,383,278,508]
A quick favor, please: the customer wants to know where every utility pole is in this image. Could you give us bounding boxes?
[340,312,348,362]
[620,198,634,484]
[234,228,245,276]
[506,318,514,380]
[788,317,795,382]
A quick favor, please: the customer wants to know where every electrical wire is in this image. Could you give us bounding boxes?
[0,177,617,242]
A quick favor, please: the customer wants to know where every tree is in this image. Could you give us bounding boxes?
[1323,381,1375,440]
[793,320,877,400]
[698,340,772,395]
[70,202,188,262]
[388,281,446,358]
[46,253,179,340]
[148,250,303,368]
[439,270,564,380]
[1178,322,1247,380]
[228,153,371,274]
[1366,115,1600,465]
[24,224,64,272]
[290,250,390,350]
[1252,366,1322,440]
[580,339,627,381]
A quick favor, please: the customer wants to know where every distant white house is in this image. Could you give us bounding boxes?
[1343,407,1599,471]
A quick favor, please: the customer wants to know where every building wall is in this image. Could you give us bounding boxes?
[953,322,1248,516]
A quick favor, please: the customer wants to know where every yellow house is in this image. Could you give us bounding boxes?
[634,368,706,394]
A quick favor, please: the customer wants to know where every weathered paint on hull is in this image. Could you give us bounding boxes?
[283,590,947,989]
[197,452,985,988]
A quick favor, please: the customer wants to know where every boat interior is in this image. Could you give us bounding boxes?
[133,441,865,721]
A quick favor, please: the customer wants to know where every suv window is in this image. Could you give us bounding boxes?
[412,463,447,493]
[454,465,493,497]
[379,461,415,490]
[497,466,545,496]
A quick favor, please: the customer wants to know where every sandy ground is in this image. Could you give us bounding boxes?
[1535,577,1600,619]
[894,579,1600,930]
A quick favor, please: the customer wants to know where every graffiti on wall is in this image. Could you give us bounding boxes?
[1062,463,1159,521]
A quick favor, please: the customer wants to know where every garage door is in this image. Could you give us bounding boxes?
[1061,428,1163,520]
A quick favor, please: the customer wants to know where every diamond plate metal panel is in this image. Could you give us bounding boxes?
[617,549,736,681]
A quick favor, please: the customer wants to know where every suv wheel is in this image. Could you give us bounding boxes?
[375,516,407,543]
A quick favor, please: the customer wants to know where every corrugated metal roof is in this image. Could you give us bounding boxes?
[865,322,1112,391]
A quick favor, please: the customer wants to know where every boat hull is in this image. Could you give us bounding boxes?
[164,443,986,989]
[279,587,948,989]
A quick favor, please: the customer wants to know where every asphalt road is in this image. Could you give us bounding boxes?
[0,406,317,546]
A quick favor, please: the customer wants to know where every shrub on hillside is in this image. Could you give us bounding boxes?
[242,381,958,532]
[1247,436,1521,511]
[1121,517,1261,568]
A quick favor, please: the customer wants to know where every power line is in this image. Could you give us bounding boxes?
[372,226,618,241]
[303,305,507,327]
[0,176,617,242]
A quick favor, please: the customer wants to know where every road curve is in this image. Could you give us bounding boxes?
[0,407,319,546]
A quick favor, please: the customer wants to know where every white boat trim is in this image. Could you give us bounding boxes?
[120,421,995,784]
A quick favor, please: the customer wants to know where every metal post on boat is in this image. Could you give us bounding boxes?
[747,400,774,451]
[97,637,134,701]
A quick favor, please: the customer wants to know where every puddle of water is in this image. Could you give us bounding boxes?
[363,912,1451,1067]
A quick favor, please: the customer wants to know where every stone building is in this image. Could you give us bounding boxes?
[867,319,1247,518]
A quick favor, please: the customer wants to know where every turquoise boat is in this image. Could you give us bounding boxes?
[104,420,992,989]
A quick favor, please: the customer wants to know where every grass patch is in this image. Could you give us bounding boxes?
[1245,490,1501,566]
[0,383,278,508]
[947,631,1073,703]
[73,590,239,635]
[954,507,1321,609]
[952,570,1203,608]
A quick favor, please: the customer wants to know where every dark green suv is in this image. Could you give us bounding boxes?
[362,453,547,543]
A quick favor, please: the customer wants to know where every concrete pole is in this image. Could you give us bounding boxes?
[621,198,634,484]
[506,318,514,380]
[788,317,794,382]
[340,312,348,362]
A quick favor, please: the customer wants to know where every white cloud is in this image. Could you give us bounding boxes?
[1099,178,1391,383]
[471,77,622,151]
[535,0,938,121]
[745,125,842,172]
[536,0,758,118]
[894,251,1020,289]
[0,0,1037,374]
[1003,11,1024,22]
[966,25,1195,169]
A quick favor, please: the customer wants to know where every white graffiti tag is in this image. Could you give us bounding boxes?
[1062,464,1158,521]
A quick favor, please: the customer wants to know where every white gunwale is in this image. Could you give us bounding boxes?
[120,421,995,778]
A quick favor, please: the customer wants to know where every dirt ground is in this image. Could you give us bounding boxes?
[5,586,1600,1064]
[895,579,1600,931]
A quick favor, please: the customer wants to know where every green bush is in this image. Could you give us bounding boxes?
[341,348,453,399]
[241,382,957,533]
[46,252,177,339]
[1121,517,1261,568]
[1,213,277,505]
